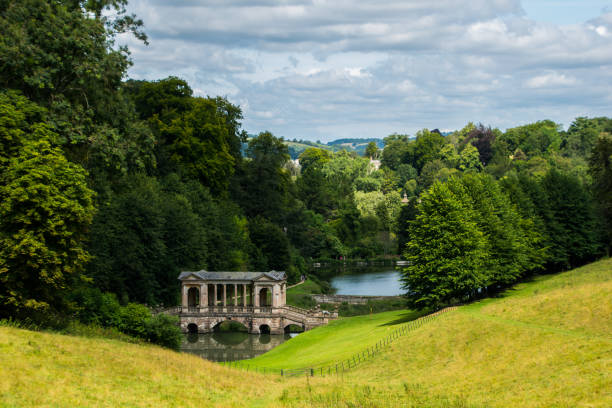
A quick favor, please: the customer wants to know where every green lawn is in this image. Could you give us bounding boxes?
[286,278,324,309]
[246,309,425,369]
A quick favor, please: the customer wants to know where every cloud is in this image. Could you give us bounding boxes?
[120,1,612,140]
[525,73,578,88]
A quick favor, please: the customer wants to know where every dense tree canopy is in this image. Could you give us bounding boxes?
[0,92,95,318]
[0,0,609,331]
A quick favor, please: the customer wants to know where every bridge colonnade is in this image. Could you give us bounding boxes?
[180,275,287,310]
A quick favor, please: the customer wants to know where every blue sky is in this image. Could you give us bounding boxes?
[120,0,612,141]
[524,0,609,23]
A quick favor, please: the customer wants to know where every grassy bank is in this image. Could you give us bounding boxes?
[247,309,426,369]
[286,276,409,316]
[1,258,610,407]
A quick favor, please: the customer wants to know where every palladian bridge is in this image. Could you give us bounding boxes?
[174,270,337,334]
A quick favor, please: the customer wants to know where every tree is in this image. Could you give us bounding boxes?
[402,179,488,309]
[455,174,542,286]
[365,141,379,159]
[240,132,291,221]
[589,133,612,253]
[562,117,612,158]
[0,96,95,317]
[161,97,236,195]
[540,169,601,270]
[0,0,152,175]
[417,159,446,190]
[413,129,446,172]
[458,144,483,172]
[298,148,332,173]
[500,120,561,158]
[248,216,291,271]
[463,124,497,166]
[381,134,412,170]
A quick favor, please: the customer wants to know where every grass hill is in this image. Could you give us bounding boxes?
[1,258,610,407]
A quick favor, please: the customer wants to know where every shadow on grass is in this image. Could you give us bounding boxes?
[379,310,429,326]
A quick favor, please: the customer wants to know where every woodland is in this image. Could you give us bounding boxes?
[1,0,611,347]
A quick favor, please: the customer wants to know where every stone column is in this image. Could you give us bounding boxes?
[234,284,238,306]
[200,283,208,308]
[254,285,259,307]
[222,284,227,306]
[181,284,188,308]
[242,284,247,306]
[212,284,217,307]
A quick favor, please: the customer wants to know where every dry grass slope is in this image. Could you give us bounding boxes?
[1,258,610,407]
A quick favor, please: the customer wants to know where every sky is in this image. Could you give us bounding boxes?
[119,0,612,142]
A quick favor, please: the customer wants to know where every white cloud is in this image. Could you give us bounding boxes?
[525,73,578,88]
[120,0,612,140]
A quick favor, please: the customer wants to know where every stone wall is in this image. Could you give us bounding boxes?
[311,294,402,304]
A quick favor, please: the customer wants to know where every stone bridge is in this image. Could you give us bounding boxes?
[171,270,337,334]
[163,305,336,334]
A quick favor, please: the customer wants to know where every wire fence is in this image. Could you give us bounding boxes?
[219,306,457,377]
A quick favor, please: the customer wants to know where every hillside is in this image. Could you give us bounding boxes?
[1,258,610,407]
[244,137,385,159]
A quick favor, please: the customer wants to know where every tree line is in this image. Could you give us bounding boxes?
[0,0,610,343]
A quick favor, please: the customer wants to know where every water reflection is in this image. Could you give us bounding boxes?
[181,332,296,362]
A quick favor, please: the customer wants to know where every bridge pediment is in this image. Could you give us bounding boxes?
[253,274,275,282]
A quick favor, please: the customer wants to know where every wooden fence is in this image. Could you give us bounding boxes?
[220,306,457,377]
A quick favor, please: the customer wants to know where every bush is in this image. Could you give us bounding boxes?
[118,303,151,338]
[145,314,183,350]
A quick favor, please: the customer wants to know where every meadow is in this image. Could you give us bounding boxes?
[1,258,610,407]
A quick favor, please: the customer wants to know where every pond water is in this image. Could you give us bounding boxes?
[329,268,403,296]
[180,332,298,362]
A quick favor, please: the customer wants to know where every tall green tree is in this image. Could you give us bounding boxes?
[0,93,95,317]
[402,179,488,309]
[365,141,379,158]
[0,0,153,177]
[540,169,601,270]
[240,132,291,221]
[589,133,612,253]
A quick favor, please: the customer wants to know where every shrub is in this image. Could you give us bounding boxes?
[145,314,182,350]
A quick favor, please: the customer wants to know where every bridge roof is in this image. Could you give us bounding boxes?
[178,270,286,282]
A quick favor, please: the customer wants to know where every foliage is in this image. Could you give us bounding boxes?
[402,179,488,308]
[500,120,561,158]
[248,216,291,273]
[0,94,95,318]
[364,141,379,158]
[589,133,612,253]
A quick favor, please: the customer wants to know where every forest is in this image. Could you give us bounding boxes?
[1,0,611,347]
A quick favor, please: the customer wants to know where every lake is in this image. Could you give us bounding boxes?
[329,267,403,296]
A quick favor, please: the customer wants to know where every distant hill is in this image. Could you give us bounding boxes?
[243,136,385,159]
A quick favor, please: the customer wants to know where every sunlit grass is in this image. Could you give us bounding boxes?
[1,258,610,407]
[246,309,425,369]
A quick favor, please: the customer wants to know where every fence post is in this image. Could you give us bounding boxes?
[310,368,314,376]
[281,369,284,376]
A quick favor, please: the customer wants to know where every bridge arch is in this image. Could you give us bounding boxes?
[213,319,249,333]
[187,323,199,333]
[259,324,271,334]
[284,323,304,334]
